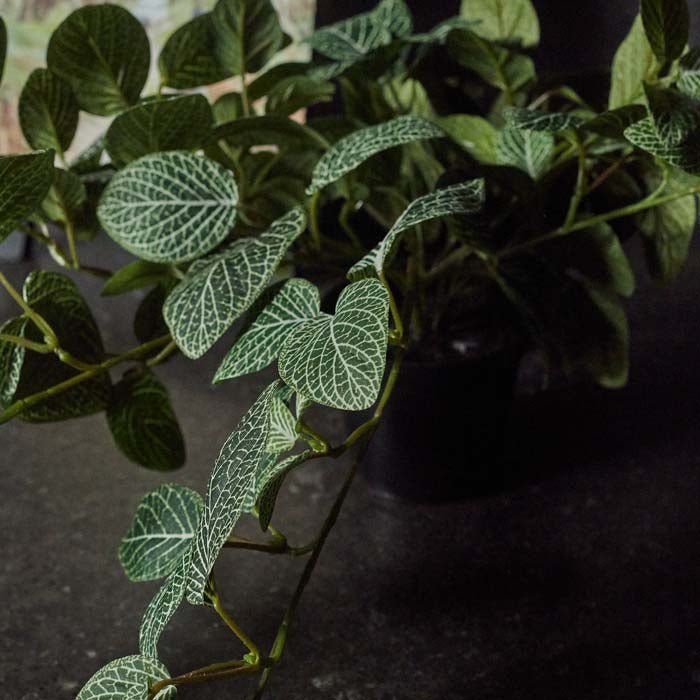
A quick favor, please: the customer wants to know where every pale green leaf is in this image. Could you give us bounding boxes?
[76,654,175,700]
[641,0,689,64]
[98,151,238,264]
[307,115,444,194]
[159,13,230,89]
[140,552,189,659]
[213,0,286,76]
[0,317,28,409]
[279,279,389,411]
[266,76,335,117]
[460,0,540,47]
[0,151,54,243]
[102,261,172,297]
[164,209,306,359]
[214,278,320,382]
[609,15,659,109]
[624,116,700,172]
[266,397,298,453]
[496,127,554,178]
[18,68,78,155]
[348,180,485,280]
[47,4,150,116]
[186,381,283,604]
[105,95,213,168]
[437,114,499,163]
[40,168,86,225]
[120,483,203,582]
[108,370,186,472]
[505,107,584,132]
[678,47,700,99]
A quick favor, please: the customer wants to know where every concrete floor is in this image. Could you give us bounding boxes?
[2,232,700,700]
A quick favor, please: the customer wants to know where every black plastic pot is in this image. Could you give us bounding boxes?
[361,349,521,502]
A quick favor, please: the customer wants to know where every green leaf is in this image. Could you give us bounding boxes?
[307,115,444,194]
[210,115,329,150]
[105,95,213,168]
[140,552,190,659]
[624,116,700,172]
[266,396,298,453]
[0,17,6,86]
[0,317,28,409]
[678,47,700,99]
[214,278,320,382]
[212,0,286,76]
[644,84,700,146]
[641,0,688,64]
[76,654,175,700]
[108,370,186,472]
[134,285,172,346]
[248,62,309,101]
[47,4,150,116]
[349,180,485,280]
[186,380,284,604]
[279,279,389,411]
[40,168,86,225]
[102,261,172,297]
[98,151,238,264]
[14,271,110,422]
[496,127,554,178]
[295,392,313,418]
[212,92,245,124]
[438,114,499,163]
[447,27,535,95]
[309,0,412,62]
[582,105,647,139]
[256,449,313,531]
[164,208,306,359]
[120,483,203,582]
[159,12,231,89]
[69,135,106,175]
[638,168,697,282]
[266,76,335,116]
[460,0,540,47]
[609,15,659,109]
[505,107,584,132]
[0,151,54,243]
[18,68,79,156]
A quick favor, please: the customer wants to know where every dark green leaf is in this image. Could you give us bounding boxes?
[248,62,309,101]
[69,136,105,175]
[47,4,150,116]
[18,68,79,156]
[40,168,86,225]
[582,105,647,138]
[641,0,689,64]
[266,76,335,116]
[624,116,700,172]
[0,17,6,86]
[134,285,172,345]
[159,12,230,89]
[212,0,286,76]
[0,151,54,243]
[210,115,329,150]
[212,92,245,124]
[644,84,700,146]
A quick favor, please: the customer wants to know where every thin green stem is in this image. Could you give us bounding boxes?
[149,662,259,698]
[309,191,322,250]
[65,219,80,269]
[379,271,404,340]
[212,589,261,661]
[145,340,178,368]
[564,137,587,227]
[0,271,58,346]
[0,333,53,354]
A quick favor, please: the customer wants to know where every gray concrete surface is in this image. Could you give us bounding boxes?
[2,232,700,700]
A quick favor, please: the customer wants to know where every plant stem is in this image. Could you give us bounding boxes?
[0,333,53,354]
[309,191,322,250]
[0,335,171,425]
[212,589,261,661]
[145,340,178,368]
[149,662,259,698]
[379,271,404,340]
[65,219,80,269]
[564,137,587,227]
[0,271,59,346]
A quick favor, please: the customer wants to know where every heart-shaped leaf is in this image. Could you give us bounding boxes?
[212,0,286,76]
[164,208,306,359]
[349,180,485,280]
[279,279,390,411]
[98,151,238,264]
[307,115,444,194]
[0,317,28,409]
[47,4,150,116]
[18,68,79,156]
[460,0,540,47]
[186,380,284,604]
[496,127,554,178]
[76,654,175,700]
[159,12,231,89]
[105,95,213,168]
[0,151,54,243]
[214,278,320,382]
[641,0,689,65]
[120,483,203,582]
[107,370,186,472]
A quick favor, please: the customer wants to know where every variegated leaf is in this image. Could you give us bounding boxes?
[678,48,700,99]
[496,127,554,178]
[164,208,306,359]
[582,105,647,138]
[348,180,485,280]
[186,381,283,604]
[214,278,320,382]
[505,107,584,132]
[0,317,28,409]
[624,116,700,172]
[119,484,203,582]
[644,84,700,146]
[279,279,390,411]
[266,397,298,454]
[295,393,313,418]
[98,151,238,264]
[307,115,444,194]
[76,655,175,700]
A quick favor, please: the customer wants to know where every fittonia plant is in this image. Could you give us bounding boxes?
[0,0,698,696]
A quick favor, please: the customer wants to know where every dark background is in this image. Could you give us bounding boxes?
[2,2,700,699]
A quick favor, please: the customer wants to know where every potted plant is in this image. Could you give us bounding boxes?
[0,0,697,696]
